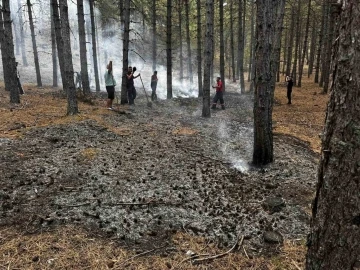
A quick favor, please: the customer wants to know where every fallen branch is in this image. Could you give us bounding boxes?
[172,254,211,270]
[192,235,244,264]
[291,260,302,270]
[117,245,168,266]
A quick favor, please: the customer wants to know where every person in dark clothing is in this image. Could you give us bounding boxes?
[15,62,24,95]
[211,77,225,110]
[286,75,294,104]
[151,71,158,101]
[127,66,140,105]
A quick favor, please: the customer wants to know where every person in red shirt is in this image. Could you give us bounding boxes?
[211,77,225,110]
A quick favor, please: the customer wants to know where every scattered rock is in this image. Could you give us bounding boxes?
[262,197,286,213]
[263,231,283,244]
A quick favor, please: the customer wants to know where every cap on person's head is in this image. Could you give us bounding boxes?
[217,76,221,80]
[154,71,157,74]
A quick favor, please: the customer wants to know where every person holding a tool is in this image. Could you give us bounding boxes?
[126,66,140,105]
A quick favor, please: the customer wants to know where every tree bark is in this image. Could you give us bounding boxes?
[50,2,58,87]
[178,0,183,81]
[26,0,42,87]
[77,0,90,95]
[314,0,326,83]
[291,0,301,85]
[252,0,284,165]
[248,0,255,83]
[59,0,78,115]
[308,16,317,78]
[120,0,130,104]
[298,0,311,87]
[322,3,336,94]
[237,0,245,92]
[152,0,156,71]
[89,0,100,92]
[1,0,19,103]
[166,0,172,99]
[17,0,28,66]
[219,0,225,91]
[51,0,66,89]
[185,0,193,84]
[202,0,214,117]
[12,4,20,56]
[286,6,295,77]
[306,1,360,268]
[196,0,202,97]
[230,0,236,83]
[319,2,329,87]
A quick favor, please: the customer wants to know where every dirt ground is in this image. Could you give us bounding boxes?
[0,78,328,269]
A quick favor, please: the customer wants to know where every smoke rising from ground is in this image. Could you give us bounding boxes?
[0,0,200,99]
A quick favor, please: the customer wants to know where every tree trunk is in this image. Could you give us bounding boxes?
[298,0,311,87]
[286,7,295,76]
[51,0,66,89]
[306,1,360,268]
[166,0,172,99]
[249,0,256,92]
[230,0,236,83]
[314,0,326,84]
[0,6,10,91]
[252,0,284,165]
[120,0,130,104]
[12,5,20,56]
[185,0,193,84]
[59,0,78,115]
[50,2,58,87]
[202,0,214,117]
[1,0,19,103]
[282,23,288,76]
[248,0,255,83]
[178,0,183,81]
[17,0,28,66]
[152,0,156,71]
[77,0,90,95]
[196,0,202,97]
[322,4,336,94]
[271,0,285,86]
[308,16,317,78]
[26,0,42,87]
[237,0,245,92]
[219,0,225,92]
[319,2,329,87]
[291,0,301,85]
[89,0,100,92]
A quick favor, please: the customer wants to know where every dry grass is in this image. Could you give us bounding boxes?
[0,226,306,270]
[273,77,328,152]
[0,78,328,269]
[172,127,198,135]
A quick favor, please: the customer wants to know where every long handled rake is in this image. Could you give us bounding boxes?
[139,74,152,108]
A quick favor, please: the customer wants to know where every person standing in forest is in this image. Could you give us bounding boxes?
[286,75,294,104]
[104,61,116,110]
[127,66,140,105]
[151,71,158,101]
[211,77,225,110]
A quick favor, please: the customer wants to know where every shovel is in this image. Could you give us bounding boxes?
[139,74,152,108]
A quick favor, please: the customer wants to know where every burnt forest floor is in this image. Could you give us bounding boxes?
[0,77,328,270]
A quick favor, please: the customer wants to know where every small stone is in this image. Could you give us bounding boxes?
[262,197,285,213]
[263,231,283,244]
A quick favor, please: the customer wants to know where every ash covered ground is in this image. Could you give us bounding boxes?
[0,88,317,256]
